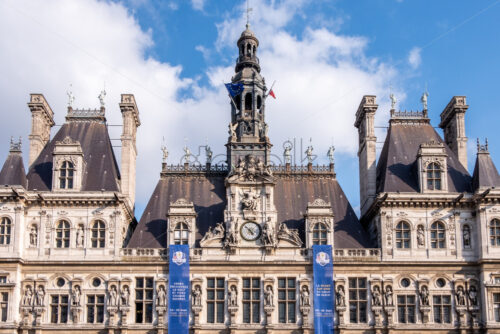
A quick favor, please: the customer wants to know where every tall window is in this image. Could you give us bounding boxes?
[395,222,411,249]
[173,222,189,245]
[50,294,69,323]
[87,294,105,323]
[91,221,106,248]
[244,93,252,110]
[243,278,260,324]
[433,295,451,323]
[490,219,500,246]
[494,293,500,322]
[397,295,415,323]
[56,221,70,248]
[59,161,74,189]
[0,217,11,245]
[0,292,7,322]
[349,278,367,323]
[426,162,442,190]
[135,277,153,323]
[207,278,224,324]
[312,223,328,245]
[430,222,446,249]
[278,278,296,324]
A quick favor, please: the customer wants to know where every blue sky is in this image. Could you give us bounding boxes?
[0,0,499,218]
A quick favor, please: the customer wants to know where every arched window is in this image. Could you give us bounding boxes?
[234,94,241,111]
[426,163,441,190]
[56,220,70,248]
[246,43,251,57]
[59,161,74,189]
[244,93,252,110]
[490,219,500,247]
[91,220,106,248]
[395,222,411,249]
[0,217,11,245]
[312,223,328,245]
[462,225,471,248]
[257,95,262,109]
[174,222,189,245]
[430,222,446,249]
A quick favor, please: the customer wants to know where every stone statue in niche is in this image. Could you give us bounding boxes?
[224,219,239,247]
[417,225,425,247]
[76,226,84,247]
[300,286,310,307]
[192,285,202,306]
[35,285,45,306]
[420,285,429,306]
[22,286,34,306]
[384,285,393,306]
[372,286,382,306]
[228,285,238,307]
[264,286,274,307]
[72,285,81,306]
[468,285,478,306]
[455,286,466,306]
[157,285,166,306]
[261,218,276,247]
[109,285,118,306]
[336,285,345,307]
[463,228,471,248]
[120,286,130,306]
[30,226,37,246]
[241,191,259,211]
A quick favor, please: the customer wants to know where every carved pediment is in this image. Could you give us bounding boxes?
[227,154,273,183]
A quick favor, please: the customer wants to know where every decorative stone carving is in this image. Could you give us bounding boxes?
[455,285,466,306]
[300,284,311,329]
[228,285,238,307]
[384,285,393,306]
[283,144,292,163]
[108,285,118,306]
[300,285,310,307]
[264,285,274,307]
[35,285,45,307]
[156,285,167,306]
[417,225,425,247]
[224,219,239,248]
[261,217,276,247]
[29,226,38,247]
[468,285,478,306]
[22,285,34,306]
[420,285,429,306]
[372,285,382,306]
[120,285,130,306]
[305,145,314,163]
[76,225,84,247]
[72,285,81,306]
[200,222,225,246]
[241,190,259,211]
[193,285,202,307]
[336,285,345,307]
[277,222,302,246]
[227,154,272,181]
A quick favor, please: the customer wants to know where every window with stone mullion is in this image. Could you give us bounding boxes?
[174,222,189,245]
[135,277,154,323]
[87,294,105,323]
[59,161,74,189]
[50,294,69,324]
[494,293,500,322]
[397,295,415,323]
[430,222,446,249]
[490,219,500,247]
[91,221,106,248]
[395,222,411,249]
[0,292,8,322]
[207,278,224,324]
[0,217,11,245]
[278,278,296,324]
[56,221,70,248]
[427,162,441,190]
[312,223,328,245]
[433,295,451,323]
[349,278,367,323]
[243,278,260,324]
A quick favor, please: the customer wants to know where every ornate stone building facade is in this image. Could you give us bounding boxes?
[0,25,499,334]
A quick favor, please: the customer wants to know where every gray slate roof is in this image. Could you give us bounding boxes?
[26,121,121,192]
[376,122,472,193]
[472,151,500,191]
[0,151,27,187]
[127,172,372,249]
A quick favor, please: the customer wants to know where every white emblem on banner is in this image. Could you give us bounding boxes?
[315,251,330,266]
[172,251,187,265]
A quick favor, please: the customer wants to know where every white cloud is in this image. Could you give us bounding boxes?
[408,46,422,69]
[0,0,401,212]
[191,0,205,11]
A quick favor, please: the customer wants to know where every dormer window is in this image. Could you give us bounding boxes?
[426,162,442,190]
[167,199,196,247]
[59,161,74,189]
[312,222,328,245]
[174,222,189,245]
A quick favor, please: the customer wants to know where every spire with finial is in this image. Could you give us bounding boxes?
[9,136,22,152]
[477,138,489,153]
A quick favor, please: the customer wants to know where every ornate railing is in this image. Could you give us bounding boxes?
[390,110,428,118]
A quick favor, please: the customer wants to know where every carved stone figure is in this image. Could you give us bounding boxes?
[98,89,106,107]
[327,146,335,164]
[228,285,238,307]
[161,145,169,163]
[201,222,225,244]
[183,146,191,164]
[463,228,471,247]
[35,285,45,306]
[72,285,81,306]
[157,285,166,306]
[264,286,274,307]
[305,145,314,163]
[205,146,213,164]
[390,93,397,109]
[455,286,466,306]
[193,285,202,306]
[421,91,429,110]
[336,285,345,307]
[22,286,34,306]
[372,286,382,306]
[384,285,393,306]
[225,219,239,247]
[420,285,429,306]
[283,145,292,164]
[468,285,478,306]
[261,218,276,247]
[417,225,425,247]
[120,286,130,306]
[241,191,259,211]
[277,222,302,246]
[300,286,310,307]
[228,122,238,138]
[109,285,118,306]
[76,226,84,247]
[30,226,37,246]
[229,154,272,181]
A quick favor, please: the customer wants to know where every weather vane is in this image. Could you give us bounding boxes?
[246,0,253,28]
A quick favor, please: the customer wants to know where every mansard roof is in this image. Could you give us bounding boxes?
[127,170,371,249]
[26,121,121,191]
[472,150,500,191]
[0,150,27,187]
[376,121,472,193]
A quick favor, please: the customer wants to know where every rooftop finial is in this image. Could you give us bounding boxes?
[161,137,168,163]
[246,0,253,29]
[327,145,335,164]
[9,136,22,152]
[421,90,428,110]
[98,83,106,107]
[477,138,489,153]
[67,84,75,108]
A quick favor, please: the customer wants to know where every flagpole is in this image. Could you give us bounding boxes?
[223,81,239,111]
[264,80,276,100]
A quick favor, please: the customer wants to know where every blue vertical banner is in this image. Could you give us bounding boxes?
[168,244,190,334]
[313,245,335,334]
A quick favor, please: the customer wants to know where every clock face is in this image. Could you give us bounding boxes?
[240,222,261,241]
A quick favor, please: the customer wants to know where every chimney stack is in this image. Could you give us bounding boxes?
[27,94,54,166]
[439,96,468,170]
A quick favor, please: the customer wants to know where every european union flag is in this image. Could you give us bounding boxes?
[225,82,244,97]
